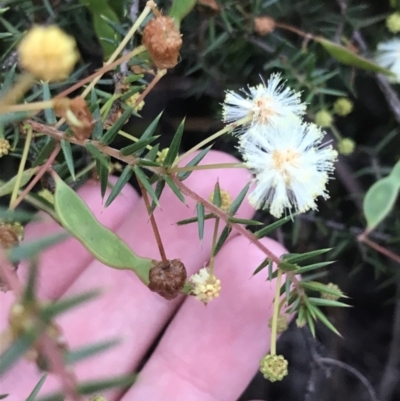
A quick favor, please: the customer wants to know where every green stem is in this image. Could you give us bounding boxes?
[170,162,244,173]
[209,218,220,276]
[9,125,33,208]
[270,268,283,355]
[173,115,252,167]
[0,100,54,115]
[330,124,342,141]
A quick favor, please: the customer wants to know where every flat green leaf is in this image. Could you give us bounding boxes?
[317,37,394,76]
[53,174,155,283]
[61,140,76,181]
[26,375,47,401]
[100,108,132,145]
[0,167,39,197]
[389,159,400,182]
[169,0,196,26]
[227,183,250,216]
[196,203,205,241]
[363,176,399,230]
[164,119,185,167]
[85,142,110,169]
[255,214,294,238]
[65,339,119,364]
[79,0,121,59]
[105,166,133,207]
[177,146,212,180]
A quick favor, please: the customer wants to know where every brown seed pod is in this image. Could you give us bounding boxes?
[142,16,182,69]
[148,259,187,300]
[53,97,95,141]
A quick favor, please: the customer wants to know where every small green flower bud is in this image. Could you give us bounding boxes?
[386,12,400,33]
[260,354,288,382]
[38,189,55,205]
[156,148,169,164]
[338,138,355,156]
[268,314,289,333]
[333,98,353,116]
[0,138,11,157]
[315,110,333,128]
[321,282,342,301]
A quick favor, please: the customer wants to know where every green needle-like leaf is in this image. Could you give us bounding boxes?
[26,375,47,401]
[134,166,160,208]
[105,166,133,207]
[196,203,205,241]
[282,249,332,264]
[255,214,294,238]
[164,175,185,203]
[85,143,110,169]
[100,108,132,145]
[120,136,160,156]
[164,118,185,167]
[213,226,231,256]
[227,183,250,216]
[176,213,214,225]
[177,146,212,180]
[61,140,76,181]
[65,339,119,364]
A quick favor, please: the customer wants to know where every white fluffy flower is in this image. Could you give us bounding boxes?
[222,73,306,135]
[376,39,400,83]
[239,117,337,218]
[189,267,221,305]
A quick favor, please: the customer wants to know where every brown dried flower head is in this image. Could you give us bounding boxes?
[54,97,94,140]
[254,16,275,36]
[148,259,187,300]
[142,16,182,69]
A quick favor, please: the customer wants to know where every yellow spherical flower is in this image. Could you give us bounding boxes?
[189,267,221,304]
[125,92,145,112]
[315,110,333,128]
[386,12,400,33]
[338,137,355,156]
[18,25,79,82]
[333,98,353,116]
[209,189,232,211]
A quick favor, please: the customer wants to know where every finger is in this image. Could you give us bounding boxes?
[0,178,139,332]
[123,236,288,401]
[0,150,256,400]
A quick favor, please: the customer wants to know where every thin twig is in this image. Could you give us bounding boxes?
[358,235,400,265]
[318,357,379,401]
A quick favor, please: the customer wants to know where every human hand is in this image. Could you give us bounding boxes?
[0,150,288,401]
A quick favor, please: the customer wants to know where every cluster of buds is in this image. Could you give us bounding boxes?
[0,222,24,292]
[268,314,289,334]
[189,267,221,305]
[260,354,288,382]
[0,138,11,157]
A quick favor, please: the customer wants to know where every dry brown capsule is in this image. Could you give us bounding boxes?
[0,223,20,292]
[142,16,182,69]
[53,97,94,141]
[148,259,187,300]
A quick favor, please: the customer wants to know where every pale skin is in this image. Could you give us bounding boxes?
[0,150,287,401]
